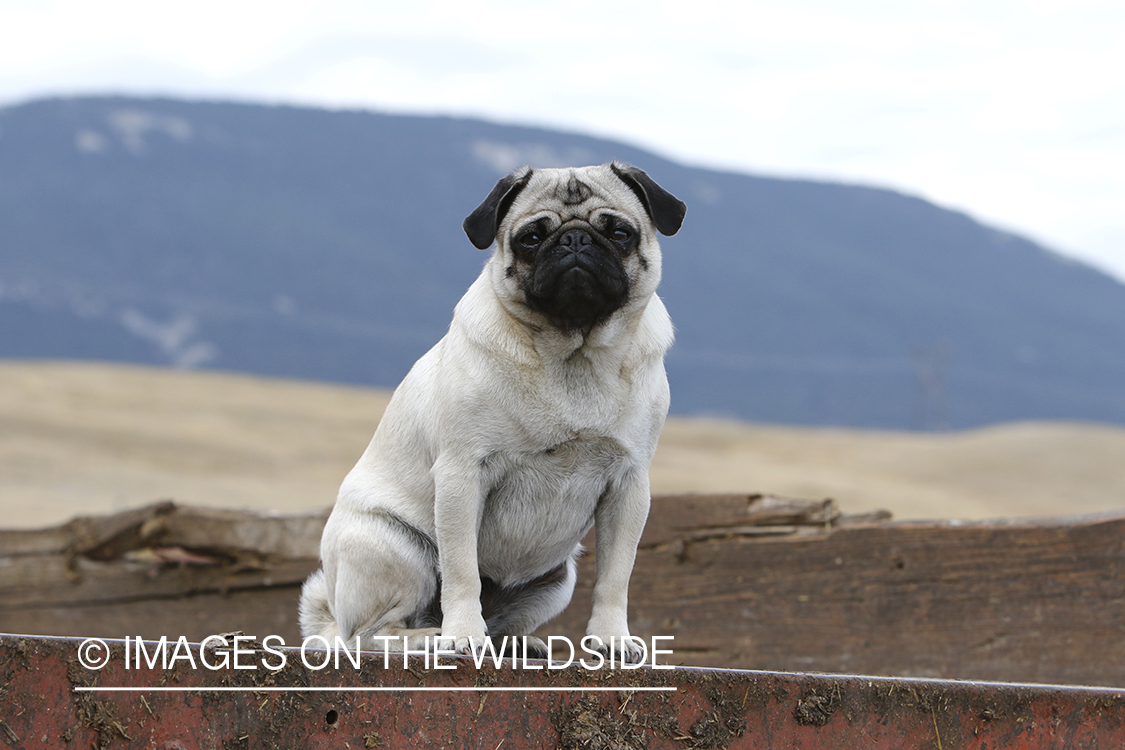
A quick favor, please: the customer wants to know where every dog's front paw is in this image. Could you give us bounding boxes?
[443,634,489,657]
[437,615,488,657]
[585,611,648,664]
[584,632,648,665]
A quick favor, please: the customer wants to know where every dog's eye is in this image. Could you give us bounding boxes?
[611,227,633,243]
[517,230,543,248]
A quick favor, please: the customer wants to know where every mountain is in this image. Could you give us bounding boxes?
[2,95,1124,429]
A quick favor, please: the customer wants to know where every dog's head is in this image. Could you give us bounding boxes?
[464,162,686,333]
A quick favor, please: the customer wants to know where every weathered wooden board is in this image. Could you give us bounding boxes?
[3,634,1125,750]
[559,509,1125,686]
[0,502,322,645]
[3,496,1124,687]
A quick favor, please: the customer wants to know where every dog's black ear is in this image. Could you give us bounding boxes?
[610,162,687,237]
[463,168,534,250]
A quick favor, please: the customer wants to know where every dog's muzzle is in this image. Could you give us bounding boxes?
[525,228,629,331]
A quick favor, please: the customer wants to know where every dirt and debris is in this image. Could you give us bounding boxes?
[222,734,250,750]
[0,719,20,745]
[74,691,133,748]
[66,643,134,750]
[682,687,749,750]
[551,695,662,750]
[794,687,842,727]
[7,633,1125,748]
[549,683,745,750]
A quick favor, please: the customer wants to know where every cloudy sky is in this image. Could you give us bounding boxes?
[3,0,1123,281]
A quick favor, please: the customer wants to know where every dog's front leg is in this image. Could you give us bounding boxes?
[432,455,488,655]
[586,473,651,663]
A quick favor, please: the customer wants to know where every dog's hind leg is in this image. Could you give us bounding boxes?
[479,552,578,658]
[302,509,442,651]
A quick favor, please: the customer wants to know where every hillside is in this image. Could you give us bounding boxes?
[2,97,1125,429]
[3,361,1123,529]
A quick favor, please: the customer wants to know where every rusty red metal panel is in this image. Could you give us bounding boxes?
[2,633,1124,749]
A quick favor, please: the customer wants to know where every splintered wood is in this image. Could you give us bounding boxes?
[2,495,1123,686]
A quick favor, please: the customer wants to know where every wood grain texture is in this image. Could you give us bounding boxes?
[3,496,1123,687]
[553,496,1125,686]
[8,633,1125,750]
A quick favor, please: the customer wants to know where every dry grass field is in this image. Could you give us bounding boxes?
[2,360,1124,529]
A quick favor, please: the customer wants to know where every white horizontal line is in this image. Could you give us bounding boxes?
[75,686,676,693]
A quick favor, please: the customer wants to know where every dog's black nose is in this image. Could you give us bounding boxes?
[558,229,593,251]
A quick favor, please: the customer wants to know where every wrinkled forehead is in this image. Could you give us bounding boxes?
[506,166,645,224]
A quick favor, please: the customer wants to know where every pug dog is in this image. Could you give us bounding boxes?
[299,162,686,661]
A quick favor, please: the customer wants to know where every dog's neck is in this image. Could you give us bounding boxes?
[452,273,671,375]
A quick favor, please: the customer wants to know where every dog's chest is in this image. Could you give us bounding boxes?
[475,435,625,584]
[525,343,636,431]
